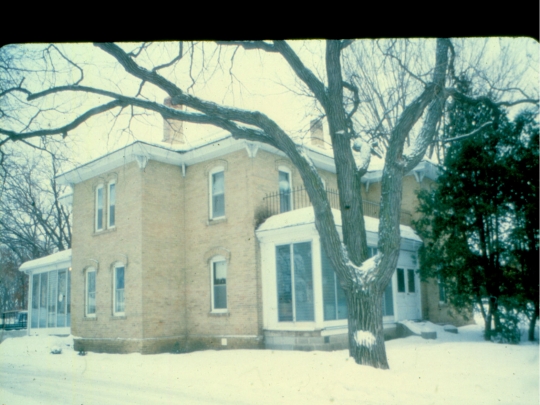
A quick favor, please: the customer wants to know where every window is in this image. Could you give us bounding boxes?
[86,268,96,317]
[211,257,227,312]
[321,246,347,321]
[108,181,116,228]
[278,169,292,213]
[438,275,446,303]
[276,242,314,322]
[210,168,225,219]
[370,247,394,316]
[95,185,104,231]
[407,269,416,293]
[397,268,406,293]
[397,267,416,294]
[113,264,125,315]
[30,269,71,329]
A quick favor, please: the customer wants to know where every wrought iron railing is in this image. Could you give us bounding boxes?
[262,186,412,225]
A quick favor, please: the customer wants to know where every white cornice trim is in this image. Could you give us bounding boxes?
[56,135,438,185]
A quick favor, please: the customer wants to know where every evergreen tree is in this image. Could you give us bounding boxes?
[415,78,538,342]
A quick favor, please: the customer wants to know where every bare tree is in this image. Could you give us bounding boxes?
[0,144,72,263]
[0,40,536,368]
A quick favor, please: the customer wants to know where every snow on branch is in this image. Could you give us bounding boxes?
[350,138,371,173]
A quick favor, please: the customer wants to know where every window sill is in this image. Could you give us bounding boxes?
[207,217,227,226]
[110,315,126,320]
[93,227,117,237]
[83,316,97,321]
[209,311,230,317]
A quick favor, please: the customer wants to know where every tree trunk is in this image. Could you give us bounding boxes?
[528,305,539,342]
[346,288,389,369]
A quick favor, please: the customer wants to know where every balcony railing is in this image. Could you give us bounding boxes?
[262,186,412,225]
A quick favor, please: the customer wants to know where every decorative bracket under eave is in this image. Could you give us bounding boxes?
[413,170,425,183]
[135,154,149,170]
[245,142,259,158]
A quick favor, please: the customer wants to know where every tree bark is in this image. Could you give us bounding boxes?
[345,288,389,369]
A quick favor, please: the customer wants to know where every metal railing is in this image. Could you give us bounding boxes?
[262,186,411,225]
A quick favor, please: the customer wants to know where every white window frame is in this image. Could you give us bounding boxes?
[278,166,293,213]
[95,184,104,232]
[210,256,227,313]
[85,268,96,317]
[209,167,225,220]
[113,263,125,316]
[107,180,116,229]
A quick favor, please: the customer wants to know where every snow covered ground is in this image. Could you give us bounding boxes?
[0,322,537,405]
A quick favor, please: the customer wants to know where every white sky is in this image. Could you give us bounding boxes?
[7,38,539,169]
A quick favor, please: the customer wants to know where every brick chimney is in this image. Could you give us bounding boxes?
[163,97,185,145]
[310,119,324,148]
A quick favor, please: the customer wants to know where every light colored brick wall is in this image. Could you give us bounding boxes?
[140,160,185,340]
[71,161,144,344]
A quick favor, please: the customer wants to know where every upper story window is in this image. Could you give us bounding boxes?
[210,168,225,219]
[86,268,96,317]
[276,242,314,322]
[210,256,227,312]
[113,264,125,316]
[278,168,292,213]
[108,181,116,229]
[95,185,104,232]
[95,180,117,232]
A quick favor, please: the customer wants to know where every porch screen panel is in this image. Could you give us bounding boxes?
[39,273,48,328]
[321,246,337,320]
[47,270,57,327]
[276,245,293,321]
[293,242,314,322]
[57,270,66,327]
[31,275,39,328]
[321,246,347,320]
[66,270,71,326]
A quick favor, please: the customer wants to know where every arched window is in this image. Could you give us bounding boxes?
[85,267,97,317]
[210,256,227,312]
[113,263,125,316]
[209,167,225,219]
[95,184,104,232]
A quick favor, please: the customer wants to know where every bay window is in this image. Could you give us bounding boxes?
[276,242,314,322]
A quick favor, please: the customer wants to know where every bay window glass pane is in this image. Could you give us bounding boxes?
[408,269,416,293]
[57,270,67,326]
[39,272,48,328]
[213,261,227,309]
[212,172,225,218]
[321,247,337,321]
[48,271,57,327]
[293,242,314,321]
[397,268,405,293]
[276,245,292,321]
[322,246,347,321]
[279,171,291,213]
[109,183,116,227]
[31,275,39,328]
[383,282,394,316]
[115,266,125,313]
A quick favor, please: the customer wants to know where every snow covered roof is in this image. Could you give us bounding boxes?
[19,249,72,274]
[257,207,421,243]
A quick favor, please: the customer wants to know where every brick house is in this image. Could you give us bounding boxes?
[19,120,460,353]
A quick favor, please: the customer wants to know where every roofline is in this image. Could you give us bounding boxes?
[56,134,439,186]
